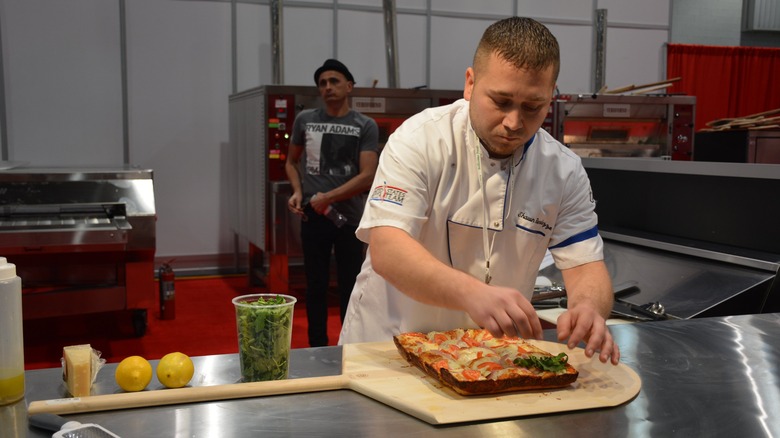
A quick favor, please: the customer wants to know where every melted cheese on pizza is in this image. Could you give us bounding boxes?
[399,329,564,382]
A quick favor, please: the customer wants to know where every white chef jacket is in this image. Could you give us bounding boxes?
[339,99,603,344]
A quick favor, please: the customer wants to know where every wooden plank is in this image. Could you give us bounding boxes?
[632,83,673,95]
[27,375,349,415]
[604,77,681,94]
[705,107,780,128]
[343,341,642,424]
[29,341,642,425]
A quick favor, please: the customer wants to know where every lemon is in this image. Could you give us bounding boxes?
[115,356,153,392]
[156,352,194,389]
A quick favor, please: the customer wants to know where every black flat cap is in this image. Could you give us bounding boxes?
[314,59,355,85]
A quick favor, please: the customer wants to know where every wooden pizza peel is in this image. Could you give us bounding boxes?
[28,340,641,425]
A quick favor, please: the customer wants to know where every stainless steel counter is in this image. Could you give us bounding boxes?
[5,313,780,437]
[538,239,777,320]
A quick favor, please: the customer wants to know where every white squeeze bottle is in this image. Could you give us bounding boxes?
[0,257,25,405]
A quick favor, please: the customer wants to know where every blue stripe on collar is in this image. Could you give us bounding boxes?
[519,133,535,163]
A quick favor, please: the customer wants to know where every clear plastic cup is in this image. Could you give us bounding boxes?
[232,294,297,382]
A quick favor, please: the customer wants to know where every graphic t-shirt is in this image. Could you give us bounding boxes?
[291,108,379,224]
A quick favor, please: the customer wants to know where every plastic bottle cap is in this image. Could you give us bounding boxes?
[0,257,16,281]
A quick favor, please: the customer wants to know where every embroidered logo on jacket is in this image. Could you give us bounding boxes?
[369,183,407,206]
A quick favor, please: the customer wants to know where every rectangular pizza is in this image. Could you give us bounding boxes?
[393,328,578,395]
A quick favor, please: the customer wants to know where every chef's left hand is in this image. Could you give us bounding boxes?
[556,303,620,365]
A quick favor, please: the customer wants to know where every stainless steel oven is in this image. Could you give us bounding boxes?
[550,94,696,160]
[0,166,156,335]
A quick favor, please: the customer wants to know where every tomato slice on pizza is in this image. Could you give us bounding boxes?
[394,328,578,395]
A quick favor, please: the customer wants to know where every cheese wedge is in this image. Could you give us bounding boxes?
[63,344,93,397]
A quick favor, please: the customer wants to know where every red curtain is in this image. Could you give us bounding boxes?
[666,43,780,131]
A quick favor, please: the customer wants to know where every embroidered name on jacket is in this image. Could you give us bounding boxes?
[516,211,552,236]
[369,184,407,205]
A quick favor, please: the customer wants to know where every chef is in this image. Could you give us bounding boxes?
[339,16,619,365]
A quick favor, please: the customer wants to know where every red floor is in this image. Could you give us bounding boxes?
[22,275,343,370]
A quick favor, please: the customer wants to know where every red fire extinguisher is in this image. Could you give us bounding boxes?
[158,261,176,320]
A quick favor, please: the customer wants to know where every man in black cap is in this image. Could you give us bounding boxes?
[285,59,379,347]
[314,58,355,85]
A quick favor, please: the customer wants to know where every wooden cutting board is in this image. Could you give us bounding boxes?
[28,340,641,425]
[344,340,641,424]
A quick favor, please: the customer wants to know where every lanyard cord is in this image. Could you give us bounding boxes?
[474,139,492,284]
[473,129,515,285]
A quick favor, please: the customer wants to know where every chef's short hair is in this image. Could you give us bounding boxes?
[473,17,560,82]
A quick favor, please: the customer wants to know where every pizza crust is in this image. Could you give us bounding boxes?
[393,329,579,396]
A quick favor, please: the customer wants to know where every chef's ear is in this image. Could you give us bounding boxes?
[464,67,475,101]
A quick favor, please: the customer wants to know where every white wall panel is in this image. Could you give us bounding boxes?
[428,13,606,93]
[2,0,122,165]
[597,0,670,26]
[604,27,669,90]
[339,0,381,6]
[396,13,428,89]
[236,2,272,91]
[337,9,387,87]
[284,7,333,86]
[428,16,489,90]
[430,0,514,16]
[125,0,232,258]
[516,0,592,21]
[671,0,741,46]
[547,24,594,94]
[396,0,427,11]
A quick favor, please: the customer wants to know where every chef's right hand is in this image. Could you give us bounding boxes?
[465,283,543,340]
[288,192,304,216]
